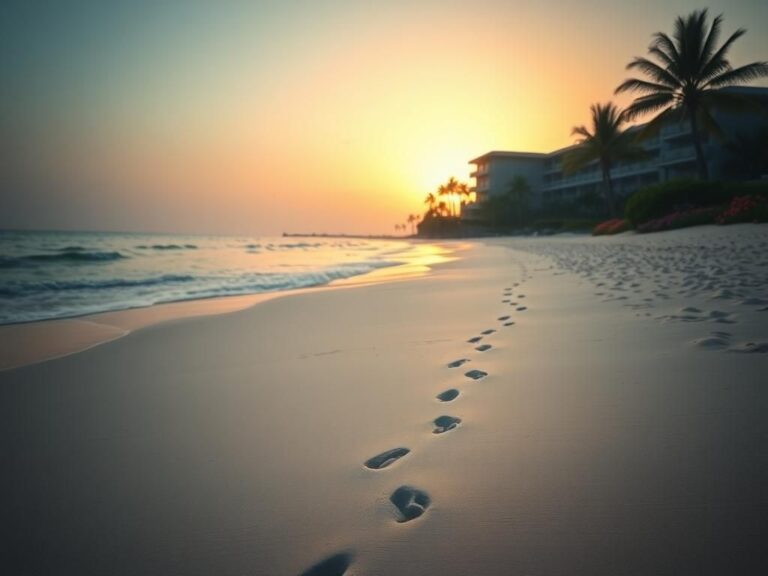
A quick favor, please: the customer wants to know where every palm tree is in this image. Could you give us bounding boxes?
[563,102,646,218]
[438,177,460,217]
[407,214,418,235]
[424,192,437,216]
[436,184,449,216]
[456,182,472,216]
[615,9,768,180]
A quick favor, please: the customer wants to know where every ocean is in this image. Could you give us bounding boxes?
[0,229,431,325]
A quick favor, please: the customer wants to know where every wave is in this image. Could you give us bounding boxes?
[0,256,35,269]
[136,244,198,250]
[0,250,128,268]
[179,261,399,299]
[261,242,324,251]
[0,274,196,298]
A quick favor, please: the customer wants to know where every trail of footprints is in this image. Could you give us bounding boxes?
[300,281,529,575]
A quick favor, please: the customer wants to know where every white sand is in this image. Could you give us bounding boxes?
[1,225,766,575]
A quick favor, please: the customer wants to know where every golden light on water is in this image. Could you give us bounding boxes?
[332,242,461,287]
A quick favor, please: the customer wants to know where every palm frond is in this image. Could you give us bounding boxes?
[622,92,676,120]
[619,58,680,91]
[565,101,644,175]
[571,125,592,140]
[615,78,674,95]
[674,9,714,79]
[646,46,681,79]
[650,32,681,69]
[672,13,691,76]
[698,60,732,85]
[698,28,746,81]
[699,13,723,67]
[631,107,683,140]
[705,62,768,88]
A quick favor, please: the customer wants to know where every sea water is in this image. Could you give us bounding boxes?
[0,230,425,325]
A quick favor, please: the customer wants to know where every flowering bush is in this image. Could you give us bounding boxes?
[717,195,768,224]
[636,206,720,233]
[592,218,632,236]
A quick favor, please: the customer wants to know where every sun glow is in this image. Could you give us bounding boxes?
[4,1,767,235]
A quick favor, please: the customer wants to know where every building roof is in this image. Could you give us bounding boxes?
[471,86,768,162]
[469,150,548,164]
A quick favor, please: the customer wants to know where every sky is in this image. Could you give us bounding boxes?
[1,0,767,235]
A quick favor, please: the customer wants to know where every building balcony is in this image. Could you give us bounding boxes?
[542,161,658,191]
[611,160,658,177]
[659,146,696,165]
[661,124,692,139]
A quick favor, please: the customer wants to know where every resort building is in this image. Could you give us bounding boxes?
[465,86,768,218]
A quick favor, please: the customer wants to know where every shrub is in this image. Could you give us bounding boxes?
[718,195,768,224]
[636,206,721,233]
[624,179,729,226]
[626,179,768,226]
[592,218,631,236]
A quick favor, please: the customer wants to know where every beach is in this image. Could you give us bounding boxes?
[2,225,767,575]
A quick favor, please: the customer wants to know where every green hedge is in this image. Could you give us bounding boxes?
[624,179,768,226]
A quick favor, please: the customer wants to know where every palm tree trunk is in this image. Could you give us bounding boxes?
[689,111,709,181]
[601,162,616,218]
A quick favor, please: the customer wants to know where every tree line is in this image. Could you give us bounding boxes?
[401,9,767,233]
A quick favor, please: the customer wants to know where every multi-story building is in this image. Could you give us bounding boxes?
[465,86,768,219]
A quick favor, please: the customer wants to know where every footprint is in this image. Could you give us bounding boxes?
[447,358,470,368]
[481,329,496,335]
[364,448,410,470]
[467,336,483,344]
[516,306,527,311]
[390,486,431,523]
[693,336,729,350]
[729,341,768,353]
[475,344,492,352]
[464,369,487,380]
[300,552,353,576]
[692,331,732,350]
[503,321,515,326]
[497,315,510,321]
[433,415,461,434]
[436,389,460,402]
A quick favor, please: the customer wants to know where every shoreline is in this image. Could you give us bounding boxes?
[0,241,465,372]
[1,226,767,574]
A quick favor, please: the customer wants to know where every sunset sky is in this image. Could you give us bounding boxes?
[2,0,767,235]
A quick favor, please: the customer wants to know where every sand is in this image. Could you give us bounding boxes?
[1,225,767,575]
[0,242,457,372]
